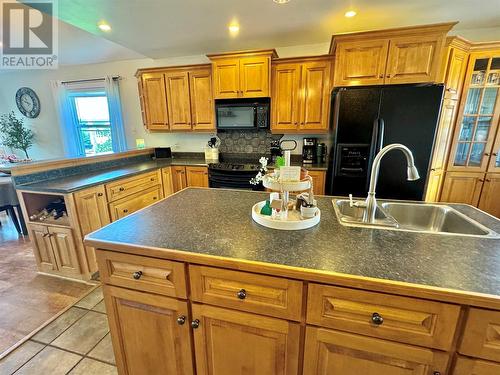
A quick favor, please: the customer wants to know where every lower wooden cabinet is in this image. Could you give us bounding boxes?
[308,170,326,195]
[303,327,449,375]
[104,286,194,375]
[459,308,500,362]
[28,224,80,277]
[478,173,500,217]
[425,169,445,202]
[186,166,209,187]
[172,166,188,191]
[191,303,301,375]
[453,356,500,375]
[162,167,175,197]
[109,185,163,221]
[440,171,484,205]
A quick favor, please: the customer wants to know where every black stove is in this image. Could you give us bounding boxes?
[208,162,264,190]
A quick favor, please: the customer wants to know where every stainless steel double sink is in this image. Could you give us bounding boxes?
[332,199,500,238]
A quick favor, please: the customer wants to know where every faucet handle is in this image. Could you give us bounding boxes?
[349,194,354,207]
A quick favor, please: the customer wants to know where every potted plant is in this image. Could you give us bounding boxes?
[0,111,35,160]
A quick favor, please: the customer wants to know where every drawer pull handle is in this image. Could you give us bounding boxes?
[123,209,129,213]
[191,319,200,329]
[371,312,384,325]
[237,289,247,300]
[119,187,125,191]
[132,271,143,280]
[177,316,186,325]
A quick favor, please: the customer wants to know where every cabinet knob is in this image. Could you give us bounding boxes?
[123,209,129,213]
[42,232,50,237]
[386,74,391,78]
[433,372,441,375]
[371,312,384,325]
[191,319,200,329]
[153,196,157,200]
[177,315,186,325]
[379,74,383,78]
[97,192,103,197]
[132,271,143,280]
[150,178,155,181]
[294,121,298,125]
[493,153,498,156]
[237,289,247,300]
[119,187,125,191]
[485,153,490,157]
[479,179,485,182]
[486,179,491,182]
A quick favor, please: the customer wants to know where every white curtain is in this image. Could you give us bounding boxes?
[50,80,81,157]
[104,76,127,153]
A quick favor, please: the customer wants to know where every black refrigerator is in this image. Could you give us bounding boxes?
[326,84,444,200]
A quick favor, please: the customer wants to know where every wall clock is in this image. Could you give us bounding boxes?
[15,87,41,118]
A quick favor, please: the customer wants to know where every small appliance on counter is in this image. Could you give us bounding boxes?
[316,143,327,164]
[205,136,220,162]
[302,138,317,164]
[270,140,282,163]
[153,147,172,159]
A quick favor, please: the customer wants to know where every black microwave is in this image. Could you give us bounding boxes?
[215,98,270,130]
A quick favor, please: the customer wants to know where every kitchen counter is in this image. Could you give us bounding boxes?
[15,157,328,194]
[86,188,500,308]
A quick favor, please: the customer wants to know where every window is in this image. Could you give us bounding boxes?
[70,92,113,156]
[51,77,127,158]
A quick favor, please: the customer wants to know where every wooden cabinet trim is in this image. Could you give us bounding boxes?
[307,283,460,350]
[189,265,303,321]
[97,250,187,298]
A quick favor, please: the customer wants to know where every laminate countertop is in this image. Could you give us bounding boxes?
[15,158,328,194]
[85,188,500,307]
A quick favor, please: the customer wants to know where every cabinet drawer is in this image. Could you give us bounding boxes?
[97,250,187,298]
[106,170,161,202]
[453,356,500,375]
[307,284,460,350]
[109,185,162,221]
[460,308,500,362]
[189,265,303,321]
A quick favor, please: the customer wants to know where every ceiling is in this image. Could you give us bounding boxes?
[9,0,500,65]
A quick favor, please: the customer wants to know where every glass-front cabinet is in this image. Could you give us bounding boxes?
[449,54,500,172]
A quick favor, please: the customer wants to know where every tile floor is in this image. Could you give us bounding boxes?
[0,212,93,355]
[0,286,117,375]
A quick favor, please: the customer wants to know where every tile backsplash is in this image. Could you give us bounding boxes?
[218,130,283,154]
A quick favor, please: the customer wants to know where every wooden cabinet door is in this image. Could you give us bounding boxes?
[192,304,300,375]
[240,56,270,98]
[479,173,500,218]
[440,171,485,205]
[213,58,240,99]
[488,126,500,173]
[300,61,331,131]
[172,166,187,192]
[189,69,214,131]
[386,35,442,84]
[48,226,80,277]
[142,73,169,130]
[162,167,175,198]
[334,39,389,86]
[303,327,449,375]
[186,166,208,187]
[308,170,326,195]
[29,224,57,273]
[271,62,302,132]
[165,71,192,131]
[109,185,162,221]
[74,185,110,273]
[104,286,193,375]
[453,357,500,375]
[425,169,445,202]
[431,99,459,171]
[444,47,469,100]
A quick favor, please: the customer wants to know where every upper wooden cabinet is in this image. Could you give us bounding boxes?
[271,56,332,133]
[137,65,214,132]
[140,73,169,130]
[208,50,278,99]
[331,22,456,87]
[440,37,470,100]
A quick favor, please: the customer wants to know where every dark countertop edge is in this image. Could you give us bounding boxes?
[14,159,327,194]
[85,235,500,311]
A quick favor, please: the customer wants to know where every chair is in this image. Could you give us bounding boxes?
[0,175,27,235]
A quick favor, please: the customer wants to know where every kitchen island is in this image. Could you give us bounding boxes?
[85,188,500,375]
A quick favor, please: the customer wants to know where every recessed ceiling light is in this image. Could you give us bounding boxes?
[228,24,240,34]
[98,22,112,32]
[344,10,357,18]
[273,0,291,4]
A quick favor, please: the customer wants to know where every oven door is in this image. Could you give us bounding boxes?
[216,104,256,130]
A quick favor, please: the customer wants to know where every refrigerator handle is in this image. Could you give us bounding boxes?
[370,118,385,155]
[377,118,385,152]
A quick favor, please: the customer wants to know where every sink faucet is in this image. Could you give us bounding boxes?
[364,144,420,223]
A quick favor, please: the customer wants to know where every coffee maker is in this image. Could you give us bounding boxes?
[302,138,317,164]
